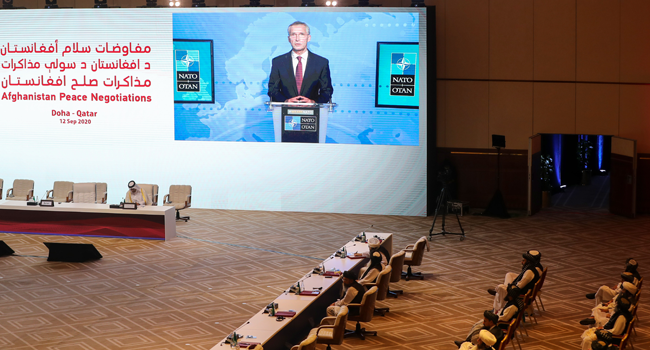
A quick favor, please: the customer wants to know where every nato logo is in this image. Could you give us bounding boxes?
[284,116,317,131]
[175,50,200,92]
[389,53,417,96]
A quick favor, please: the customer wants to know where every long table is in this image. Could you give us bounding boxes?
[0,200,176,240]
[211,232,393,350]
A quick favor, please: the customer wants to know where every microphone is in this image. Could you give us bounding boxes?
[223,321,250,345]
[363,224,374,235]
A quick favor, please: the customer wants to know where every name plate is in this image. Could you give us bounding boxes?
[123,203,138,210]
[286,109,314,115]
[39,200,55,207]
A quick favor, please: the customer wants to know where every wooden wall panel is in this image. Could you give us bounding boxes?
[445,0,489,79]
[576,0,620,82]
[619,85,650,153]
[437,148,528,210]
[437,80,446,147]
[488,82,534,149]
[533,83,576,134]
[533,0,576,81]
[489,0,534,80]
[637,155,650,214]
[620,0,650,83]
[575,83,619,135]
[445,81,489,148]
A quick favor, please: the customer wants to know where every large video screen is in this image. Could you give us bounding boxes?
[173,12,420,145]
[0,8,428,216]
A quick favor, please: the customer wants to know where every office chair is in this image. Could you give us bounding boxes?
[6,179,34,201]
[164,185,192,221]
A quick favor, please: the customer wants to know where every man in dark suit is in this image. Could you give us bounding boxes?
[268,21,333,104]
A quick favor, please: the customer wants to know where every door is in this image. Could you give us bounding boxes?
[528,134,542,215]
[610,137,636,218]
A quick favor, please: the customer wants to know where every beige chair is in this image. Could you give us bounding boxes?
[6,179,34,201]
[345,286,378,340]
[96,182,107,204]
[137,184,159,206]
[290,334,317,350]
[388,251,405,297]
[401,236,429,280]
[73,183,97,203]
[0,179,3,199]
[47,181,74,203]
[307,306,348,350]
[164,185,192,221]
[365,265,392,315]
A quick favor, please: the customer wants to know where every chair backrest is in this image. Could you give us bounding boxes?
[293,334,317,350]
[375,265,392,301]
[531,269,546,301]
[522,289,533,309]
[406,238,427,266]
[0,178,3,199]
[330,305,349,344]
[138,184,159,205]
[52,181,74,202]
[354,286,378,322]
[11,179,34,199]
[498,333,509,350]
[73,183,97,203]
[168,185,192,204]
[95,182,107,203]
[389,251,405,282]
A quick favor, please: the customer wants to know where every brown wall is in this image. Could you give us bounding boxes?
[436,148,528,210]
[435,0,650,153]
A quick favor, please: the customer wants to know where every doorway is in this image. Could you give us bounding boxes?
[528,134,636,217]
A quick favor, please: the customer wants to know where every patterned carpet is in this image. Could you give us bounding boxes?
[0,208,647,350]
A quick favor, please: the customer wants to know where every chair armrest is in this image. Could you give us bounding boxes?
[290,346,299,350]
[186,194,192,208]
[347,303,361,308]
[315,325,335,336]
[319,316,337,326]
[404,244,415,249]
[101,192,107,204]
[0,187,2,199]
[66,190,74,202]
[46,190,54,199]
[27,189,34,199]
[163,194,170,204]
[153,194,158,206]
[7,188,13,198]
[403,248,415,253]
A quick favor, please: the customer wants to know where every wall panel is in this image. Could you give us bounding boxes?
[489,82,533,149]
[489,0,534,80]
[437,80,446,147]
[445,0,489,79]
[619,85,650,153]
[576,0,620,82]
[533,0,576,81]
[620,0,650,83]
[575,83,619,135]
[445,80,489,148]
[533,83,576,134]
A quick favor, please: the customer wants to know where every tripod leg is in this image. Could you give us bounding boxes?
[429,188,446,235]
[454,211,465,241]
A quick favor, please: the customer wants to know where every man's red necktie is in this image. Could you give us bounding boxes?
[296,56,303,94]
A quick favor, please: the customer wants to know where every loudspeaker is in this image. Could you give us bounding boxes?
[492,134,506,149]
[0,241,15,257]
[44,242,102,262]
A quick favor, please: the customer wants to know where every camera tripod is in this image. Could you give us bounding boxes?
[428,186,465,241]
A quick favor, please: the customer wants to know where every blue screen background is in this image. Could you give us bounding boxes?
[173,12,420,145]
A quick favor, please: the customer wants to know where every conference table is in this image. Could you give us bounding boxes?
[211,232,393,350]
[0,200,176,240]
